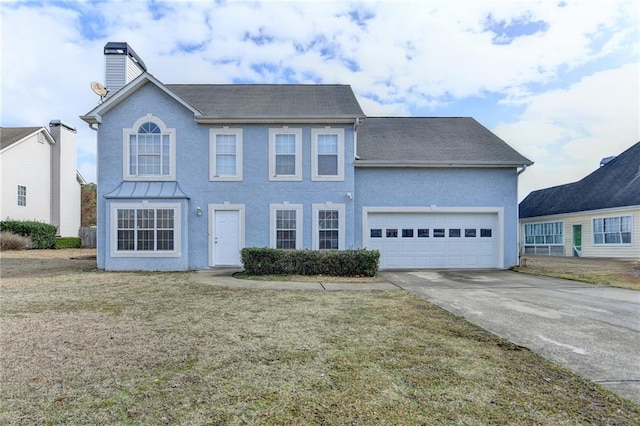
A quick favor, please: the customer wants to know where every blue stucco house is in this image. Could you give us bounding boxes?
[81,42,532,271]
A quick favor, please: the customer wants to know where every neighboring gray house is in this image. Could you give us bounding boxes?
[0,122,84,237]
[81,42,532,271]
[519,142,640,259]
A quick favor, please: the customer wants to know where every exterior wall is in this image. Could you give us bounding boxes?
[0,132,52,224]
[96,83,356,270]
[519,206,640,260]
[355,167,521,268]
[49,122,81,237]
[94,81,524,271]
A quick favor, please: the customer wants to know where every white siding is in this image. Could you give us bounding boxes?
[105,55,145,97]
[105,55,127,95]
[0,133,52,224]
[126,55,144,82]
[520,206,640,260]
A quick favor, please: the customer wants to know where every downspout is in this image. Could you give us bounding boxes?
[353,117,362,160]
[516,163,529,266]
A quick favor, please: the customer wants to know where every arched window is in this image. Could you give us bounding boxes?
[124,115,175,180]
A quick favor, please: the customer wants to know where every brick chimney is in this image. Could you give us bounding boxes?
[103,42,147,98]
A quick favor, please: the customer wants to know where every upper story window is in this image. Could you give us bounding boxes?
[593,216,632,244]
[269,128,302,181]
[311,128,345,181]
[123,115,176,181]
[210,128,243,181]
[17,185,26,206]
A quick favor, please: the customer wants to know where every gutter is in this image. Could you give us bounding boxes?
[194,117,363,125]
[79,114,101,131]
[517,163,530,175]
[355,160,534,168]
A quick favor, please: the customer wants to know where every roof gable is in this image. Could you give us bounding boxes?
[356,117,532,166]
[519,141,640,218]
[0,127,54,151]
[80,72,202,125]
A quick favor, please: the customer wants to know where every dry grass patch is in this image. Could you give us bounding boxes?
[516,255,640,290]
[1,250,639,424]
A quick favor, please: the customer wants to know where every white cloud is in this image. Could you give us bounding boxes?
[1,0,638,187]
[494,62,640,200]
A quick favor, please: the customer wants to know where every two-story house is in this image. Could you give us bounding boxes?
[0,121,84,237]
[81,42,531,271]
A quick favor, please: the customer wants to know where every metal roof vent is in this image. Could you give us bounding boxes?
[599,156,616,167]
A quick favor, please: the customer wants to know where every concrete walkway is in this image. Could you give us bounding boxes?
[188,268,640,403]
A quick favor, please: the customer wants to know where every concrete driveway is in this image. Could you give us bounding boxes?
[382,269,640,403]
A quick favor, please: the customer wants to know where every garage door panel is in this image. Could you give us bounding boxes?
[366,212,499,269]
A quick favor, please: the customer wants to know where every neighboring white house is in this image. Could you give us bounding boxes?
[0,121,84,237]
[519,142,640,260]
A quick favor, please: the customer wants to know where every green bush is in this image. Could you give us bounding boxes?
[0,220,57,249]
[0,231,33,251]
[241,248,380,277]
[55,237,81,249]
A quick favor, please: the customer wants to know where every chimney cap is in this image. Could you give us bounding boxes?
[104,42,147,71]
[49,120,77,132]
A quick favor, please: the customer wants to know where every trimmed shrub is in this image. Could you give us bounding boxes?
[241,248,380,277]
[55,237,82,249]
[0,220,57,249]
[0,231,33,251]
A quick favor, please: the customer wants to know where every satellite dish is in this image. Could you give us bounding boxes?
[90,81,108,98]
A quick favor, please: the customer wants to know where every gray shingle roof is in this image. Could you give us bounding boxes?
[519,141,640,218]
[166,84,365,119]
[0,127,44,150]
[356,117,532,166]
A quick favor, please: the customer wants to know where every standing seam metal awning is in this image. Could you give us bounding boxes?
[104,181,189,199]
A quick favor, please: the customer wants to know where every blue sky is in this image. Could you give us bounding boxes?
[1,0,638,200]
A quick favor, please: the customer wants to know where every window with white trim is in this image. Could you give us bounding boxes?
[269,203,303,249]
[524,222,563,245]
[123,115,176,180]
[269,128,302,181]
[17,185,26,206]
[210,128,243,181]
[523,222,563,256]
[111,203,181,257]
[311,128,344,181]
[312,203,345,250]
[593,216,632,244]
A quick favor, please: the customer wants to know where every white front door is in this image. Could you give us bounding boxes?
[213,210,241,266]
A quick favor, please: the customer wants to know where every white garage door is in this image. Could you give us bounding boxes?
[366,212,499,269]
